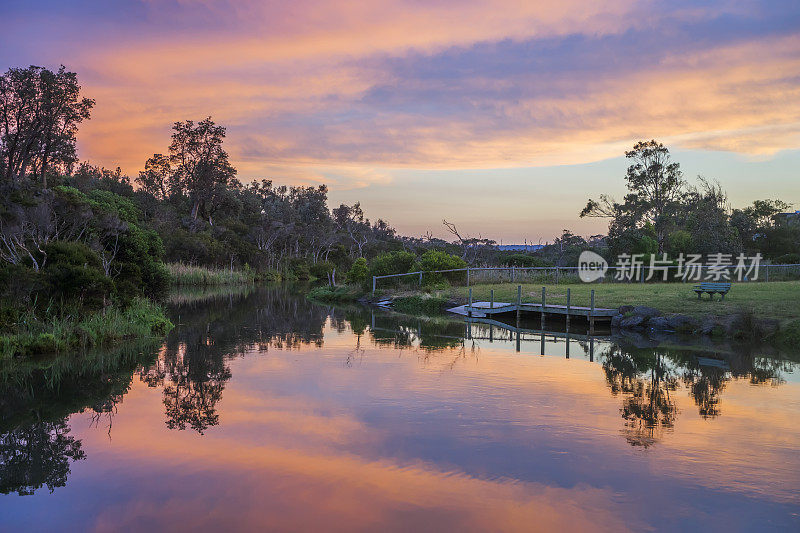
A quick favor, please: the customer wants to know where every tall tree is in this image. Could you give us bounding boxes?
[582,140,684,253]
[0,65,94,188]
[167,118,236,224]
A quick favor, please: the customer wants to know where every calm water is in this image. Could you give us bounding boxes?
[1,287,799,531]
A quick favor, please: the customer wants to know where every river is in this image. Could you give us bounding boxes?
[1,286,798,531]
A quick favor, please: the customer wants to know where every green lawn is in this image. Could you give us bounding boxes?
[437,281,800,321]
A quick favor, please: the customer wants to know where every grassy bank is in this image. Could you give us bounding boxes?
[0,298,173,359]
[307,284,364,303]
[374,281,800,344]
[428,281,800,321]
[167,263,256,285]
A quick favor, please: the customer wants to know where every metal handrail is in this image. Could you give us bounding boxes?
[371,263,800,294]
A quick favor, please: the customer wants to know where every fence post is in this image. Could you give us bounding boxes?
[541,286,546,327]
[556,266,560,284]
[467,267,470,287]
[516,285,522,327]
[765,265,769,282]
[372,276,376,295]
[512,265,515,282]
[590,289,595,335]
[468,287,473,317]
[566,287,571,328]
[490,289,494,309]
[419,271,423,286]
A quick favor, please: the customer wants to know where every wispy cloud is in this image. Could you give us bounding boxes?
[2,0,799,191]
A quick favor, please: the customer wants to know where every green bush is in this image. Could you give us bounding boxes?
[369,251,416,278]
[43,241,112,310]
[668,230,693,256]
[634,235,659,255]
[415,250,466,284]
[346,257,369,284]
[288,259,310,280]
[309,261,335,280]
[392,295,449,315]
[307,285,363,303]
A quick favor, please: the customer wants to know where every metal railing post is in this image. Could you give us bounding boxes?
[566,287,571,328]
[541,286,546,327]
[372,276,376,295]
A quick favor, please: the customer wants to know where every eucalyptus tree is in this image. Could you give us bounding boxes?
[167,118,236,225]
[0,65,94,188]
[582,140,685,253]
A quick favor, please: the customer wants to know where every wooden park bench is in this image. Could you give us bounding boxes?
[693,282,731,300]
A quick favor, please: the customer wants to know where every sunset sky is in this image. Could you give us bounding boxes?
[2,0,799,242]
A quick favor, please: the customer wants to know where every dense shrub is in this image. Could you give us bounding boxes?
[43,241,112,310]
[415,250,466,284]
[346,257,368,284]
[369,251,416,277]
[287,258,310,280]
[309,261,335,280]
[306,285,362,303]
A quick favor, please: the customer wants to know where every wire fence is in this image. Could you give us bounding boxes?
[371,264,800,294]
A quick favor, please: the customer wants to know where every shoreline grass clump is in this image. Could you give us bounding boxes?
[307,284,364,303]
[0,298,173,359]
[392,295,451,316]
[167,263,256,286]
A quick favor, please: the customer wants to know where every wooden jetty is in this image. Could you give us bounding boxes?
[447,301,616,320]
[446,286,615,334]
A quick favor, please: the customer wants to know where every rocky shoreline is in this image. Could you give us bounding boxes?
[610,305,778,340]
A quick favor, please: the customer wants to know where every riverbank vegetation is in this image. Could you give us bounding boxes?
[0,298,172,358]
[166,263,256,286]
[1,64,797,354]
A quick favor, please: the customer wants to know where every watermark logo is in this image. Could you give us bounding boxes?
[576,252,762,282]
[578,250,608,282]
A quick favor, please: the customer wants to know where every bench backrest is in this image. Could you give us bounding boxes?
[697,282,731,289]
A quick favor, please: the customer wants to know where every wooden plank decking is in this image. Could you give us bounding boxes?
[447,301,617,319]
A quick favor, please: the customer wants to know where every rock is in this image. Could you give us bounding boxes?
[618,305,635,315]
[632,306,661,318]
[611,313,623,328]
[620,315,646,329]
[647,316,670,331]
[666,314,698,332]
[699,319,725,337]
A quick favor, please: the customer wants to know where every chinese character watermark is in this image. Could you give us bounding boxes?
[578,252,762,282]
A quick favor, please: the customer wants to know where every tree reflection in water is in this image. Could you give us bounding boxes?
[141,286,330,433]
[0,288,796,496]
[0,420,85,495]
[601,347,678,447]
[0,342,159,495]
[600,341,794,447]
